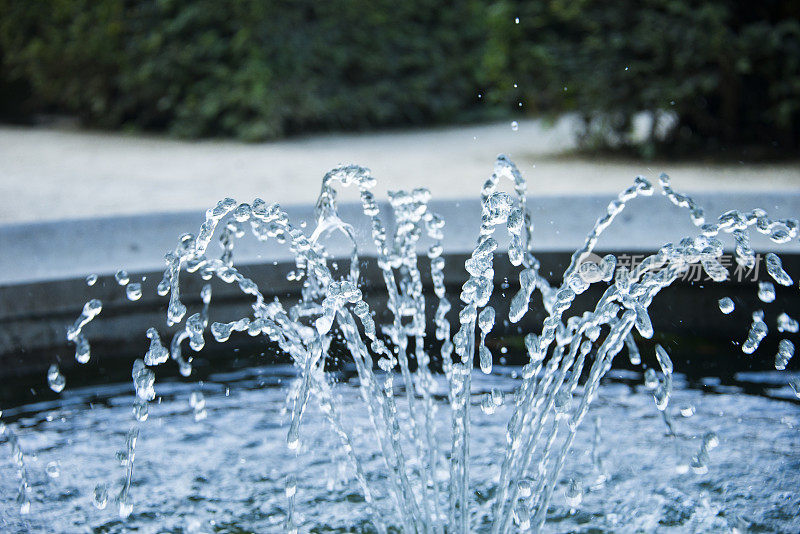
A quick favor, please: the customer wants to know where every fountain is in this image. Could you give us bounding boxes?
[1,155,798,532]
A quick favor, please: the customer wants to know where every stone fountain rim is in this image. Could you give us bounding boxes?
[2,192,799,287]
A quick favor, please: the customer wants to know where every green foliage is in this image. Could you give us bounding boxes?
[485,0,800,154]
[0,0,486,140]
[1,0,799,153]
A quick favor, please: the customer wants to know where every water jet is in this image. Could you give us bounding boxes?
[1,156,798,532]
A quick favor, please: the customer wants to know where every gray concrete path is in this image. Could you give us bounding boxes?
[1,118,799,223]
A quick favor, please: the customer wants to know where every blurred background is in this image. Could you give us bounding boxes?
[0,0,799,221]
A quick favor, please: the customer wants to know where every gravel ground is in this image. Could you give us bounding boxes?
[1,118,799,223]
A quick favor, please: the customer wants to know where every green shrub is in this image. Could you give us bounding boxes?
[2,0,799,154]
[484,0,800,155]
[0,0,486,140]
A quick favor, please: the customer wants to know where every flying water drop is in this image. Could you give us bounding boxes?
[190,391,207,421]
[513,502,531,529]
[757,281,775,303]
[19,493,30,515]
[126,283,142,301]
[47,363,65,393]
[45,461,60,479]
[132,400,148,422]
[742,314,768,354]
[143,328,169,366]
[115,269,130,285]
[480,394,496,415]
[132,359,155,401]
[93,483,108,509]
[775,339,794,370]
[718,297,734,314]
[118,499,133,519]
[285,474,297,498]
[777,312,799,333]
[479,345,493,374]
[765,253,793,286]
[565,478,583,509]
[67,299,102,364]
[643,368,658,389]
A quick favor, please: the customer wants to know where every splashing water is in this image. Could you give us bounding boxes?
[718,296,735,314]
[778,312,799,333]
[46,363,66,393]
[66,298,102,364]
[3,155,800,532]
[743,311,769,355]
[115,269,130,286]
[775,339,795,371]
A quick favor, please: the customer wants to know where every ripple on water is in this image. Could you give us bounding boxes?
[0,370,798,533]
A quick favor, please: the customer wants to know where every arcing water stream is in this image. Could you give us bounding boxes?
[2,156,799,532]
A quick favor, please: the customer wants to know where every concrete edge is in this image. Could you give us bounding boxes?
[2,192,800,286]
[2,192,800,379]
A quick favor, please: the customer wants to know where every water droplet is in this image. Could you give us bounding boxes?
[742,315,768,354]
[115,270,130,285]
[47,363,66,393]
[765,253,793,286]
[480,394,496,415]
[703,431,719,450]
[775,339,794,370]
[513,502,530,528]
[478,306,495,332]
[757,281,775,303]
[118,499,133,518]
[510,121,519,131]
[565,478,583,508]
[93,483,108,509]
[144,328,169,366]
[479,345,493,374]
[285,475,297,498]
[126,283,142,301]
[157,278,170,296]
[190,391,207,421]
[690,452,708,474]
[45,461,60,479]
[777,312,799,333]
[517,478,532,498]
[133,400,148,422]
[132,359,155,401]
[644,368,658,389]
[86,274,97,286]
